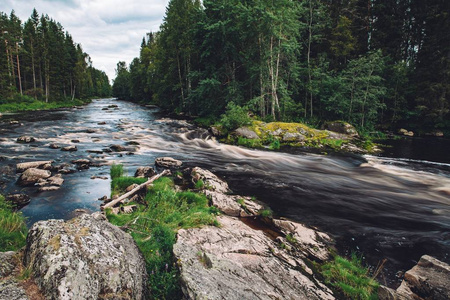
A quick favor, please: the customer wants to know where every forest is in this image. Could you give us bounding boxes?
[0,9,111,106]
[113,0,450,134]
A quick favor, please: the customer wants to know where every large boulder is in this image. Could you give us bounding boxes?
[204,191,263,217]
[16,161,53,173]
[324,121,359,137]
[155,157,182,169]
[23,213,148,300]
[174,215,334,300]
[380,255,450,300]
[234,127,259,139]
[17,168,51,186]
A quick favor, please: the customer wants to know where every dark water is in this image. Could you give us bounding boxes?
[0,99,449,287]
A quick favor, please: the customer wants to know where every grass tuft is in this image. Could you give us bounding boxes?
[0,195,28,252]
[321,253,379,300]
[110,163,124,180]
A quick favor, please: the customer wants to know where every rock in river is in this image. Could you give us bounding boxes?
[155,157,182,169]
[17,168,51,186]
[23,213,148,300]
[16,136,36,143]
[135,166,156,178]
[61,145,78,152]
[16,160,53,173]
[5,194,31,210]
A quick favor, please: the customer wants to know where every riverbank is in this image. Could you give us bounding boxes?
[0,97,92,114]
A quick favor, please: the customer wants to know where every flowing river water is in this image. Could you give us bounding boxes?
[0,98,449,287]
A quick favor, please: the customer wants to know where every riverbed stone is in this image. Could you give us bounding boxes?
[17,168,51,186]
[24,213,148,300]
[49,143,60,149]
[155,157,183,169]
[174,215,334,300]
[0,278,28,300]
[5,194,31,210]
[16,161,53,173]
[16,136,36,143]
[324,121,359,137]
[61,145,78,152]
[110,144,126,152]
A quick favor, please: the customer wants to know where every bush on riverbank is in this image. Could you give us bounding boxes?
[0,195,28,252]
[0,94,91,113]
[321,253,379,300]
[107,167,220,298]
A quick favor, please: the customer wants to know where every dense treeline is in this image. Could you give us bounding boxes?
[114,0,450,133]
[0,9,111,103]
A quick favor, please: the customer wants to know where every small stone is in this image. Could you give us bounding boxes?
[17,168,51,186]
[110,144,126,152]
[38,186,60,192]
[98,122,107,125]
[135,167,156,178]
[71,139,80,143]
[61,145,78,152]
[16,136,36,143]
[49,143,60,149]
[155,157,182,169]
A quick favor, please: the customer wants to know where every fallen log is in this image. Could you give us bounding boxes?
[102,169,171,210]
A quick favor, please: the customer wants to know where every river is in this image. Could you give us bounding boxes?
[0,98,449,287]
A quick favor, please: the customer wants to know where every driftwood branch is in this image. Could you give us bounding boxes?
[102,169,171,210]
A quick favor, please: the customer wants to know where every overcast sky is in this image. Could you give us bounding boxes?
[0,0,170,81]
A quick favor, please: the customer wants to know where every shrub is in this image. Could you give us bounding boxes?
[220,102,252,131]
[110,163,124,180]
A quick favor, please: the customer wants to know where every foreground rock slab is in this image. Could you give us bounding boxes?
[174,215,334,300]
[379,255,450,300]
[24,213,148,300]
[17,168,51,186]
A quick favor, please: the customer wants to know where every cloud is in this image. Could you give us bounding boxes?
[0,0,170,81]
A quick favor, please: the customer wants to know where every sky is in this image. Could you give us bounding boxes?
[0,0,170,82]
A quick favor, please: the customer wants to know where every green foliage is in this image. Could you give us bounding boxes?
[0,195,28,252]
[110,164,124,180]
[321,253,379,300]
[258,208,273,218]
[107,177,219,299]
[236,137,262,149]
[220,102,252,131]
[269,139,281,150]
[194,179,205,189]
[0,96,90,113]
[286,234,297,244]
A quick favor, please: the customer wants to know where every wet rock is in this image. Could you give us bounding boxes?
[49,143,60,149]
[155,157,183,169]
[324,121,359,137]
[74,209,89,214]
[16,161,53,173]
[174,215,334,300]
[234,127,259,139]
[17,168,51,186]
[191,167,230,194]
[5,194,31,210]
[59,168,76,174]
[91,175,108,180]
[72,159,91,165]
[97,121,106,125]
[87,150,103,154]
[9,120,20,125]
[38,186,60,192]
[24,213,148,300]
[16,136,36,143]
[47,174,64,186]
[209,126,224,137]
[102,107,109,110]
[380,255,450,300]
[110,144,126,152]
[135,166,156,178]
[98,195,108,201]
[0,278,28,300]
[126,183,139,192]
[127,141,140,145]
[204,191,262,217]
[398,128,414,137]
[108,104,118,108]
[61,145,78,152]
[85,129,96,133]
[71,139,80,143]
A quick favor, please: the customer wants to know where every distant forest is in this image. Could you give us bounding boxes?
[0,9,111,103]
[113,0,449,134]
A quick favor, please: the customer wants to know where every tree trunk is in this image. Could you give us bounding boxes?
[16,43,22,95]
[176,50,185,109]
[31,41,37,99]
[307,0,314,118]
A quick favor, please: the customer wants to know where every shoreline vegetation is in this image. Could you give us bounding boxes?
[0,194,28,252]
[0,95,93,113]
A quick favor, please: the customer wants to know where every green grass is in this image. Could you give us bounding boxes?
[110,163,125,180]
[0,95,90,113]
[258,208,273,218]
[194,179,205,189]
[0,195,28,252]
[107,176,220,299]
[321,253,379,300]
[236,137,262,148]
[111,177,147,197]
